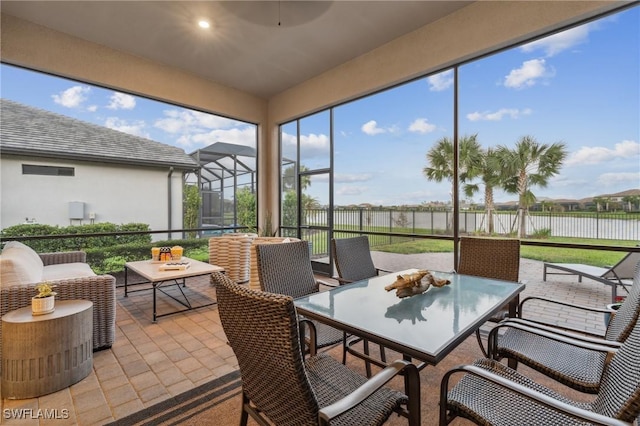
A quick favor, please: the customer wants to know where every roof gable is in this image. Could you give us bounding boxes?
[0,99,198,170]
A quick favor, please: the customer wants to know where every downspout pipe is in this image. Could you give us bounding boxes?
[168,167,174,240]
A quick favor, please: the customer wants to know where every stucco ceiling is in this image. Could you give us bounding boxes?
[0,1,473,99]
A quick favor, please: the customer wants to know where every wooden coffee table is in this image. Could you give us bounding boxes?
[124,257,224,322]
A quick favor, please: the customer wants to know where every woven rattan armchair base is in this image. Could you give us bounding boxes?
[0,251,116,371]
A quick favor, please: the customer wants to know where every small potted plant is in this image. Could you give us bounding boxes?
[32,282,57,315]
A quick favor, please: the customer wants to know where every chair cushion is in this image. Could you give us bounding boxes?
[42,263,96,281]
[0,242,44,287]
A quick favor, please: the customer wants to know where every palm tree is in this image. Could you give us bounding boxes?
[592,196,606,212]
[496,136,567,238]
[423,135,482,230]
[622,195,640,212]
[463,147,504,234]
[282,164,311,192]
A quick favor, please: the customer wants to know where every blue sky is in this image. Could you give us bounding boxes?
[2,5,639,207]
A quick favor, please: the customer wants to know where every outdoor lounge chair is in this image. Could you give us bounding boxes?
[456,237,521,357]
[485,261,640,394]
[332,236,393,377]
[543,250,640,302]
[255,240,343,350]
[213,271,421,426]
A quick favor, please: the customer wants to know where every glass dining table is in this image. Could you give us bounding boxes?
[294,268,525,365]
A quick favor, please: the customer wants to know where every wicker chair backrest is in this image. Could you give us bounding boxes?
[605,261,640,342]
[457,237,520,282]
[332,236,378,282]
[255,240,318,298]
[592,309,640,422]
[213,272,319,425]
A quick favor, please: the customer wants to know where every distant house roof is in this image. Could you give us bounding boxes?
[0,98,198,170]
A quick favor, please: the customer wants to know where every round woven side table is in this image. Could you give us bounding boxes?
[1,300,93,399]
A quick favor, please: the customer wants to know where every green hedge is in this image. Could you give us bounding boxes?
[1,222,211,274]
[1,223,151,253]
[86,238,208,274]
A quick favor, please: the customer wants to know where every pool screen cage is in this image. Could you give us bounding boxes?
[187,142,257,234]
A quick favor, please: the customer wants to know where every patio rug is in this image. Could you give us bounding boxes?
[106,370,242,426]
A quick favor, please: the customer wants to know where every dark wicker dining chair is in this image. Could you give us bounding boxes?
[456,237,521,356]
[213,271,421,426]
[440,303,640,426]
[486,261,640,394]
[332,236,391,284]
[255,240,343,350]
[332,236,393,376]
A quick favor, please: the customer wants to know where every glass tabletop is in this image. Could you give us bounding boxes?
[294,269,525,364]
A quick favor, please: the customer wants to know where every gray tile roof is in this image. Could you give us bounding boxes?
[0,98,198,170]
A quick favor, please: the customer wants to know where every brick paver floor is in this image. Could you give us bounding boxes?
[0,253,615,425]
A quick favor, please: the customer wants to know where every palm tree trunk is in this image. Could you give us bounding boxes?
[518,172,527,238]
[485,186,494,234]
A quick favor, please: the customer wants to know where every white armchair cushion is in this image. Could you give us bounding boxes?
[0,242,45,287]
[42,263,96,281]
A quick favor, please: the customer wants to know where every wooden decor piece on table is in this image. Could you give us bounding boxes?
[2,300,93,399]
[385,270,450,298]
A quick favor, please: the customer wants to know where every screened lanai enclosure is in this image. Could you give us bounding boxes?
[188,142,257,234]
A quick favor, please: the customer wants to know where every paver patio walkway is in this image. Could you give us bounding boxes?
[0,253,613,425]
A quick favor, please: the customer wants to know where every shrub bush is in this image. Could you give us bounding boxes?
[1,222,151,252]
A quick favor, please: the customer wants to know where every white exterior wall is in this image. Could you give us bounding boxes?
[1,155,185,240]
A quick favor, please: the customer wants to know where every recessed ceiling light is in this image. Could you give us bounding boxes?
[198,20,210,29]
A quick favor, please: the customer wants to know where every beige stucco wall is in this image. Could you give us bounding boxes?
[0,1,626,228]
[1,155,184,241]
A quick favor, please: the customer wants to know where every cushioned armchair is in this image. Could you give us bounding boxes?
[0,242,117,366]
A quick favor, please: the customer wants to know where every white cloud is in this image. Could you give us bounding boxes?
[104,117,149,138]
[504,59,549,89]
[107,92,136,110]
[52,86,90,108]
[336,185,368,196]
[87,105,98,112]
[466,108,532,122]
[427,70,453,91]
[300,133,330,153]
[521,24,591,57]
[598,172,640,186]
[154,109,240,134]
[361,120,385,135]
[280,131,329,159]
[566,140,640,166]
[182,127,257,149]
[408,118,436,134]
[334,173,373,183]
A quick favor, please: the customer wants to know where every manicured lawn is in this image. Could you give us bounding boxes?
[373,237,636,267]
